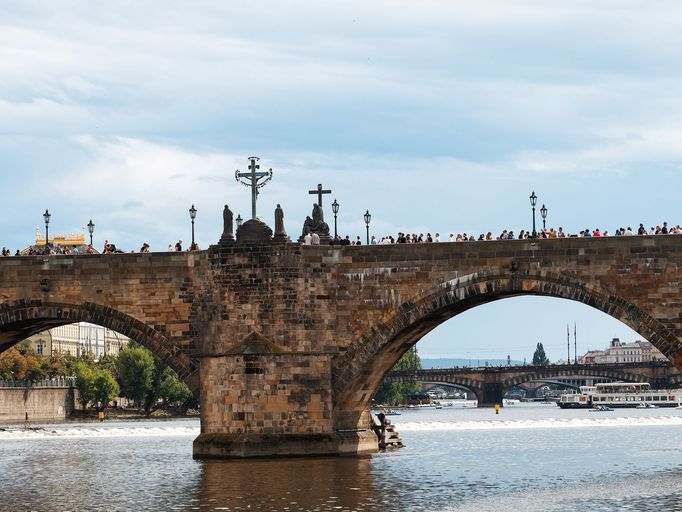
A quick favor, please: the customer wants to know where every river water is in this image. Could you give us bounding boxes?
[2,404,682,511]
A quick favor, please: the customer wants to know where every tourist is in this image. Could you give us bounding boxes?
[175,240,183,252]
[303,232,313,245]
[312,233,321,245]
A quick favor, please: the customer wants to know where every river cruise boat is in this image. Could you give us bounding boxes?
[557,382,682,409]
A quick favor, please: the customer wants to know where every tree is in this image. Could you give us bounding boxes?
[158,367,192,407]
[73,360,96,411]
[373,347,423,405]
[91,370,120,411]
[117,346,155,406]
[0,346,46,382]
[532,342,550,365]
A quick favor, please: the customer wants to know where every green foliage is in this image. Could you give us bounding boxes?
[117,346,155,404]
[97,354,119,380]
[158,367,192,406]
[373,347,422,405]
[92,370,120,411]
[73,360,96,410]
[532,342,550,365]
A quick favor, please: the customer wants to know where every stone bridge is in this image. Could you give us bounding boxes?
[1,232,682,457]
[384,362,682,406]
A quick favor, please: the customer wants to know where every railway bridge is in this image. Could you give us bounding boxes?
[1,224,682,457]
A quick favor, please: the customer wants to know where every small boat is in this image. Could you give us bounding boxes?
[383,409,401,416]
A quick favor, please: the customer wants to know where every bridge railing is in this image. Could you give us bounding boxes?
[0,377,76,389]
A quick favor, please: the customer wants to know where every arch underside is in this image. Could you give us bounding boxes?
[0,300,198,394]
[332,272,682,426]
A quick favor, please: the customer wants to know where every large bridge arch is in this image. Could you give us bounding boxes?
[333,270,680,425]
[0,299,198,393]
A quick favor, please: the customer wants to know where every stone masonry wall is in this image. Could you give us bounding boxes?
[200,354,333,435]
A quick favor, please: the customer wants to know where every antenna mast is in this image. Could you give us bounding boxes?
[567,324,571,364]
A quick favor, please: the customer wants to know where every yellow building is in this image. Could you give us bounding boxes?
[35,228,86,246]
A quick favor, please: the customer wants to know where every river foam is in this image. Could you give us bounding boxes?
[397,415,682,431]
[0,423,200,440]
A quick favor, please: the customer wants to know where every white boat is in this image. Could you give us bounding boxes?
[503,398,520,406]
[557,382,682,409]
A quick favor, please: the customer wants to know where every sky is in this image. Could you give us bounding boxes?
[1,1,681,361]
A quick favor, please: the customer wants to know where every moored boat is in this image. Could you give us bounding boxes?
[557,382,682,409]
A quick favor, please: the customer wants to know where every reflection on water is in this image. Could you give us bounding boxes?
[2,408,682,511]
[200,457,377,511]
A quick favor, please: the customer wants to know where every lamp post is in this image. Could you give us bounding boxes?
[540,204,548,232]
[236,214,243,228]
[87,219,94,246]
[364,209,371,245]
[43,209,51,251]
[189,204,197,250]
[332,199,339,239]
[529,191,537,238]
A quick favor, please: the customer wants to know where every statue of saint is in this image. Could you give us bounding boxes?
[223,205,234,237]
[312,203,324,224]
[275,204,285,236]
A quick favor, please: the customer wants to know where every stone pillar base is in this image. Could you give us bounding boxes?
[193,430,378,459]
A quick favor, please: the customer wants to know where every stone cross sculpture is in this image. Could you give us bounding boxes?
[235,156,273,220]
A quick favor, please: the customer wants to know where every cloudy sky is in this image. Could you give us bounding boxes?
[2,1,681,361]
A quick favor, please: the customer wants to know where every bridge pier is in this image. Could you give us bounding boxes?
[192,346,377,459]
[479,382,505,407]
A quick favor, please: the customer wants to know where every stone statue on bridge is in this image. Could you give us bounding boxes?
[274,204,287,242]
[300,203,330,243]
[220,204,235,245]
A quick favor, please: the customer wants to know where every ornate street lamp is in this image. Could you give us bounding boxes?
[87,219,94,246]
[529,191,537,238]
[332,199,340,239]
[364,209,371,245]
[43,209,51,250]
[189,204,197,250]
[540,204,548,231]
[236,214,243,228]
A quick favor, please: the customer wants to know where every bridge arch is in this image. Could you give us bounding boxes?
[501,370,650,391]
[0,300,198,392]
[333,270,679,427]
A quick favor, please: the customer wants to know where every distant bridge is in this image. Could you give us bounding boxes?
[385,362,681,406]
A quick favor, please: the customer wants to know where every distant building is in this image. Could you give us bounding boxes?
[579,338,667,364]
[26,322,129,359]
[21,228,97,255]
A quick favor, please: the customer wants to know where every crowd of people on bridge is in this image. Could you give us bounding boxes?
[362,222,682,246]
[3,220,681,255]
